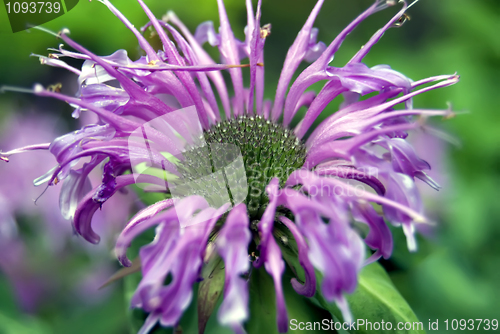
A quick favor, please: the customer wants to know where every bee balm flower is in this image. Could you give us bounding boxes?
[1,0,458,332]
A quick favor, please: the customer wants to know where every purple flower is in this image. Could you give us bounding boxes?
[0,114,136,311]
[1,0,458,332]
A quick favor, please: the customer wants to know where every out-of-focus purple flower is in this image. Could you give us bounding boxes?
[1,0,458,332]
[0,115,68,249]
[0,203,50,313]
[0,114,136,311]
[0,115,64,311]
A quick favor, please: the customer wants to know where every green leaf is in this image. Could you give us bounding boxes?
[246,266,281,334]
[124,271,150,334]
[273,226,423,333]
[197,255,225,334]
[247,265,337,334]
[0,312,51,334]
[0,277,51,334]
[130,183,170,207]
[51,288,128,334]
[0,276,19,318]
[315,262,426,334]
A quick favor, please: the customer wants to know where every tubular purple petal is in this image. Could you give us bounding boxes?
[247,0,265,115]
[279,216,316,297]
[293,91,317,117]
[304,28,327,63]
[308,75,458,149]
[58,33,172,119]
[132,205,228,328]
[254,178,280,268]
[351,202,393,263]
[136,0,210,129]
[307,88,403,148]
[295,80,346,139]
[59,163,94,220]
[161,22,220,123]
[138,313,161,334]
[383,173,423,250]
[35,88,142,134]
[282,195,363,323]
[100,0,159,60]
[326,63,412,95]
[244,0,255,54]
[0,143,50,162]
[217,203,251,330]
[252,179,289,332]
[349,1,408,63]
[384,138,439,188]
[264,237,288,333]
[49,125,114,180]
[305,122,421,167]
[286,169,427,224]
[78,84,129,116]
[271,0,325,121]
[34,54,82,75]
[115,199,175,267]
[217,0,245,116]
[74,174,136,244]
[314,166,386,196]
[282,1,381,125]
[168,14,233,119]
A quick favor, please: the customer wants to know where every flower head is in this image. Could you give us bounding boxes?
[1,0,458,332]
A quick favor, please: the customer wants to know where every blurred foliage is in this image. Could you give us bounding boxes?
[1,0,499,333]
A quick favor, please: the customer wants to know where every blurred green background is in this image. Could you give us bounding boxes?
[0,0,499,333]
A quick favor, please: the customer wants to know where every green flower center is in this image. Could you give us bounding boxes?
[176,115,306,219]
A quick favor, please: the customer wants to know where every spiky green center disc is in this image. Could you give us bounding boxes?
[176,115,306,219]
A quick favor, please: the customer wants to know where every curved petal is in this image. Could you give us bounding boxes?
[114,199,174,266]
[216,0,245,116]
[59,162,95,220]
[73,174,136,243]
[217,204,251,330]
[351,202,393,264]
[314,166,386,196]
[286,169,427,224]
[264,237,288,333]
[279,190,363,324]
[131,204,228,328]
[252,179,289,332]
[278,216,316,297]
[383,173,422,251]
